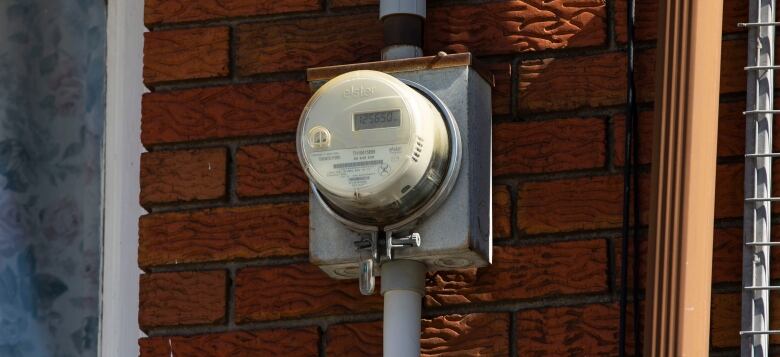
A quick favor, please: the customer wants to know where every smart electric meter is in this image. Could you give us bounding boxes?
[297,70,455,228]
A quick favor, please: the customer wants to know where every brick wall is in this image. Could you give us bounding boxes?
[138,0,749,355]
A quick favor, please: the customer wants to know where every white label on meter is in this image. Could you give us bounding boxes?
[309,144,404,188]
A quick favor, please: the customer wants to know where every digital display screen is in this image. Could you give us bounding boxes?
[354,110,401,131]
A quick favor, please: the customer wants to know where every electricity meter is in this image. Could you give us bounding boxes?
[297,70,456,228]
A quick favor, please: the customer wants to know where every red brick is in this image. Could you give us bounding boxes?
[139,328,319,356]
[236,14,382,76]
[711,293,780,348]
[426,241,608,306]
[326,313,510,356]
[331,0,377,7]
[521,165,737,235]
[142,81,309,146]
[614,234,647,290]
[234,263,382,323]
[517,175,622,234]
[138,203,308,268]
[712,227,780,284]
[711,293,740,348]
[518,304,641,356]
[718,101,746,158]
[711,228,742,284]
[493,185,512,239]
[236,142,307,198]
[425,1,607,55]
[326,321,383,356]
[720,40,748,95]
[139,271,227,329]
[493,118,606,175]
[140,148,227,207]
[421,313,511,355]
[519,52,637,113]
[143,27,229,85]
[488,62,512,115]
[615,101,757,166]
[614,0,747,42]
[145,0,321,25]
[519,53,621,112]
[714,164,743,220]
[613,111,654,167]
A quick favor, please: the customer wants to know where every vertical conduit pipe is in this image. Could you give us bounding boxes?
[380,0,427,356]
[380,0,426,60]
[381,260,427,357]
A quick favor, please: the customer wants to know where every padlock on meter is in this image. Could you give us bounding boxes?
[297,70,461,229]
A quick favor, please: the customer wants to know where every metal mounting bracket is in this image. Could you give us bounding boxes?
[386,232,421,260]
[354,233,379,295]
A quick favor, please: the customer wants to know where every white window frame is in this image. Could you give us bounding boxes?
[100,0,146,356]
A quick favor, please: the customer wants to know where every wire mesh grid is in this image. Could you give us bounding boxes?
[741,1,777,356]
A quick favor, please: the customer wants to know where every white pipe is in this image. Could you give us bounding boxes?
[381,260,426,357]
[380,0,426,19]
[382,46,423,61]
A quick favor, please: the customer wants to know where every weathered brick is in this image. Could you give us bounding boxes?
[145,0,321,25]
[714,164,743,220]
[518,304,640,356]
[489,62,512,116]
[519,39,741,113]
[139,271,227,329]
[518,165,738,235]
[493,118,606,176]
[614,0,747,42]
[493,185,512,239]
[614,101,757,167]
[142,81,309,146]
[326,321,383,356]
[426,241,608,306]
[518,53,619,112]
[234,263,382,323]
[326,313,510,356]
[425,1,606,55]
[613,111,654,167]
[236,142,307,198]
[711,293,780,348]
[331,0,377,7]
[613,234,647,289]
[717,101,746,158]
[236,14,382,76]
[139,328,319,356]
[518,52,634,113]
[140,148,227,207]
[421,313,511,355]
[711,228,741,284]
[139,203,308,268]
[712,227,780,284]
[720,40,748,95]
[517,176,622,234]
[143,27,229,85]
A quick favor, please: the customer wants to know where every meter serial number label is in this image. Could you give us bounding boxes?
[310,145,402,188]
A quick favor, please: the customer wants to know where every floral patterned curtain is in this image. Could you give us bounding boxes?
[0,0,105,356]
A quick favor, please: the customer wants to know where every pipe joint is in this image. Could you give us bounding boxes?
[380,0,426,19]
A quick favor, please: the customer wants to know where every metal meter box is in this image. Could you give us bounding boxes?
[304,53,492,279]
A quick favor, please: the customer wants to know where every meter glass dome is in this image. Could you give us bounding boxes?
[297,70,452,227]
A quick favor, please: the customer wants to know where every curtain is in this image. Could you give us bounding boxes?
[0,0,106,356]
